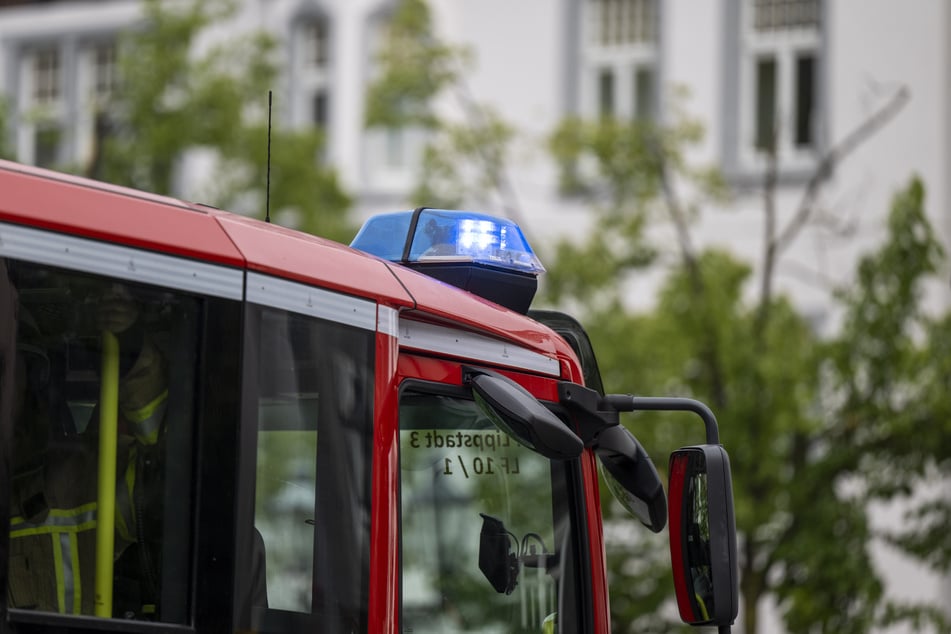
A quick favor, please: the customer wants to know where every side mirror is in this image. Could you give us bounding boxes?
[466,367,583,460]
[478,513,519,594]
[668,445,738,627]
[594,425,666,532]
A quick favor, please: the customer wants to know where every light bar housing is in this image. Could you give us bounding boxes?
[350,208,544,313]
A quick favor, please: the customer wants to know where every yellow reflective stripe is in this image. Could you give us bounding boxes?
[115,458,136,544]
[59,533,77,613]
[123,389,167,445]
[10,503,98,538]
[70,531,82,613]
[11,503,94,615]
[52,534,66,613]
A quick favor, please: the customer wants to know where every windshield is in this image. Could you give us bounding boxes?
[399,388,586,634]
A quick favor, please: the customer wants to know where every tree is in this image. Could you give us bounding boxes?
[544,105,737,634]
[362,3,951,630]
[540,92,951,634]
[90,0,353,242]
[365,0,524,226]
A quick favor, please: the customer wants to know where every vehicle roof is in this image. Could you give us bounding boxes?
[0,159,577,364]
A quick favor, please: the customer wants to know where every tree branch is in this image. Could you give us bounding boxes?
[658,150,729,409]
[774,85,910,256]
[756,117,782,341]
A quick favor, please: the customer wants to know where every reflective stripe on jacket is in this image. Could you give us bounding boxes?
[8,440,137,615]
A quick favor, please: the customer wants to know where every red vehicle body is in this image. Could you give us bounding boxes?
[0,159,737,634]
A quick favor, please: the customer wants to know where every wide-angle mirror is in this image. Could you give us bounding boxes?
[593,425,666,532]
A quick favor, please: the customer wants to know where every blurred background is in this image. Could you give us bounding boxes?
[1,1,949,632]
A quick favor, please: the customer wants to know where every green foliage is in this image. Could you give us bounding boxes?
[549,116,664,205]
[541,210,655,313]
[90,0,352,240]
[541,100,951,634]
[211,124,353,242]
[365,0,462,130]
[365,0,518,215]
[367,11,951,625]
[410,107,516,210]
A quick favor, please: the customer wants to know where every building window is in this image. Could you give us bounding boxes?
[312,90,327,129]
[31,47,60,106]
[735,0,822,170]
[598,68,614,117]
[361,7,426,191]
[583,0,658,121]
[794,52,815,147]
[291,15,331,131]
[92,41,118,101]
[754,56,777,150]
[634,65,655,120]
[302,19,329,70]
[18,46,65,167]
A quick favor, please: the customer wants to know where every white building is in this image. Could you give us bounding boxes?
[1,0,949,631]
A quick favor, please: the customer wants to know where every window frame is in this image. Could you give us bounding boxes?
[395,376,593,634]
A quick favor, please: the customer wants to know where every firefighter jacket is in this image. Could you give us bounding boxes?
[8,333,168,617]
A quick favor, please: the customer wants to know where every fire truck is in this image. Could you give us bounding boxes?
[0,158,738,633]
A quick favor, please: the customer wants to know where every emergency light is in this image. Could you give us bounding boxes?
[350,207,545,313]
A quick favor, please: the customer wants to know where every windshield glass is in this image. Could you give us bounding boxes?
[399,388,585,634]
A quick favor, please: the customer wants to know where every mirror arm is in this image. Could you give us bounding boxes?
[602,395,720,445]
[559,382,721,445]
[557,382,620,446]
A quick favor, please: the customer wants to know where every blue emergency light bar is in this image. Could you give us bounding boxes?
[350,207,545,313]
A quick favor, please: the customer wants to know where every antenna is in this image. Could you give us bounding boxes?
[265,90,272,223]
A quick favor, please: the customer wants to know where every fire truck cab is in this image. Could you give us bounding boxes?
[0,159,737,634]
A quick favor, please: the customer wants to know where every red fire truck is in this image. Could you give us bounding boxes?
[0,158,737,633]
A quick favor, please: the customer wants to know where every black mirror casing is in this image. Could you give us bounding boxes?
[668,445,738,627]
[478,513,519,594]
[466,367,583,460]
[594,425,666,532]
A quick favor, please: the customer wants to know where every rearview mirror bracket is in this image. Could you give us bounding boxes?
[557,383,721,447]
[556,381,619,446]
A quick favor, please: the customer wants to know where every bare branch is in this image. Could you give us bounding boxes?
[658,149,729,409]
[659,154,700,278]
[775,85,910,256]
[757,117,782,340]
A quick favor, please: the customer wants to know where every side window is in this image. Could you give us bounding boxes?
[3,257,200,622]
[245,304,374,633]
[399,387,584,633]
